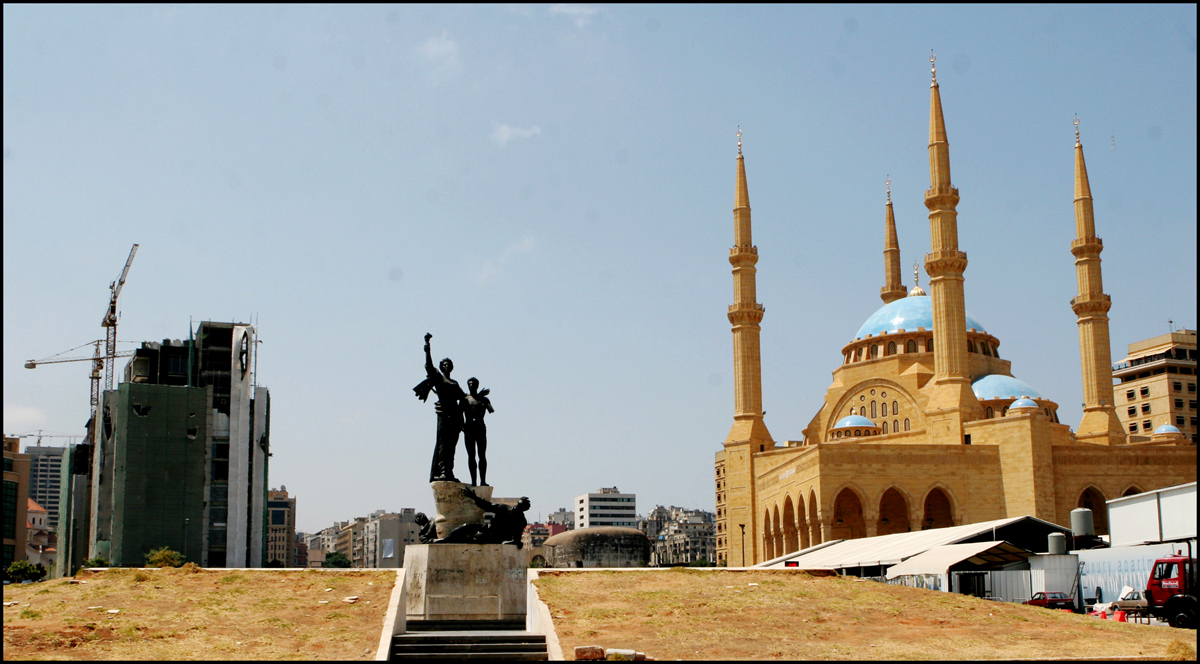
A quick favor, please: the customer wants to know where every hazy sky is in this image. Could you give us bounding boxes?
[4,5,1196,533]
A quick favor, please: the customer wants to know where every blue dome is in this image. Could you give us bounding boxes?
[833,415,878,429]
[972,374,1044,401]
[1155,424,1182,434]
[855,296,986,340]
[1010,397,1039,409]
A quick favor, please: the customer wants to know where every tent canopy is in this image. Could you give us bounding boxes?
[884,541,1032,579]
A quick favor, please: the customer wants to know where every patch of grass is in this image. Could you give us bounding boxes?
[19,608,43,619]
[323,611,349,620]
[132,571,151,583]
[218,574,246,584]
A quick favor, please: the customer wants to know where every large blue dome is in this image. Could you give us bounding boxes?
[832,415,878,429]
[855,296,986,340]
[972,374,1044,400]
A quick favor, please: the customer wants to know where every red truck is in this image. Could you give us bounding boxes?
[1144,545,1197,629]
[1023,591,1074,610]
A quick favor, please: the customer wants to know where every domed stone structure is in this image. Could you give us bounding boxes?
[542,527,650,568]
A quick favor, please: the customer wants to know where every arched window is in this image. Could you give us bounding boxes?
[881,402,889,417]
[887,341,897,356]
[907,339,917,353]
[986,406,994,418]
[967,340,976,353]
[870,344,879,359]
[904,418,911,431]
[855,348,862,361]
[871,401,877,418]
[882,421,889,434]
[926,338,934,352]
[981,342,991,357]
[854,430,861,437]
[893,400,898,414]
[893,419,899,432]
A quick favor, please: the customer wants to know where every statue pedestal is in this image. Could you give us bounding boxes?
[402,544,526,621]
[431,481,493,539]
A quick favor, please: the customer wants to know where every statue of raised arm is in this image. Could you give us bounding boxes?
[462,378,493,486]
[413,333,465,483]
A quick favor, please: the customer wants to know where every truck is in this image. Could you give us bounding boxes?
[1144,542,1197,629]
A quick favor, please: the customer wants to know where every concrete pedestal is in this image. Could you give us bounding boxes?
[431,481,493,539]
[403,543,527,621]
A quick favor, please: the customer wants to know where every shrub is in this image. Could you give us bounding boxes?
[322,552,351,568]
[145,547,186,568]
[83,556,111,569]
[7,560,44,582]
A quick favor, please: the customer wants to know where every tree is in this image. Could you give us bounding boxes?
[7,560,43,582]
[83,557,111,568]
[145,547,186,568]
[322,551,352,568]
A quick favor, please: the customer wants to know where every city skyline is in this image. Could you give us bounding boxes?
[4,5,1196,532]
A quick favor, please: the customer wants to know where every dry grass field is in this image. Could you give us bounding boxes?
[533,569,1197,661]
[2,566,396,660]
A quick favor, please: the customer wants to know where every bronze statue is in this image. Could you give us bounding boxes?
[435,487,530,548]
[413,333,465,483]
[462,377,493,486]
[414,512,438,544]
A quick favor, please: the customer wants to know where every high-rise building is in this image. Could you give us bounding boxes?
[267,486,296,567]
[361,509,421,569]
[1113,331,1197,444]
[3,437,31,570]
[26,446,65,531]
[67,321,270,570]
[575,487,636,529]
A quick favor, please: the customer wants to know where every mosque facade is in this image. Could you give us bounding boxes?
[713,58,1197,567]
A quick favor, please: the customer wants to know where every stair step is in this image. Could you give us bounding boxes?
[391,652,547,661]
[406,619,526,632]
[394,642,547,653]
[397,634,545,645]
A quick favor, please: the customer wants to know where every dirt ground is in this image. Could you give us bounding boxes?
[533,569,1197,661]
[2,566,396,660]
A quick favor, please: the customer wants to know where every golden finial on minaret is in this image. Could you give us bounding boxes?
[886,176,891,203]
[909,261,926,296]
[737,126,742,156]
[1074,115,1080,146]
[930,50,937,86]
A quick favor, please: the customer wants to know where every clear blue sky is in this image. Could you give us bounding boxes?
[4,5,1196,533]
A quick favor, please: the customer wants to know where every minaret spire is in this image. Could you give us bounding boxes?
[881,176,907,303]
[922,52,982,442]
[721,129,772,567]
[1071,118,1124,445]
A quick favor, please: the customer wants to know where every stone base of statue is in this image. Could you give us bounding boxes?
[402,543,526,621]
[430,481,493,538]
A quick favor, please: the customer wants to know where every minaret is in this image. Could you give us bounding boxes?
[921,52,982,443]
[881,177,907,303]
[1071,118,1124,445]
[723,128,772,566]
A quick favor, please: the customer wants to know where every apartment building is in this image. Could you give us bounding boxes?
[576,487,636,529]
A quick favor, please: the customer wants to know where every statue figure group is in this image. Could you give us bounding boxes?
[413,333,494,485]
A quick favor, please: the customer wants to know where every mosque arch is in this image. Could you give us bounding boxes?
[906,339,917,353]
[921,485,956,530]
[782,496,799,555]
[762,509,775,561]
[1077,486,1110,536]
[772,504,784,559]
[869,344,879,359]
[986,406,994,418]
[1122,485,1143,497]
[830,485,867,540]
[876,486,911,536]
[795,491,810,550]
[808,490,821,546]
[827,379,919,437]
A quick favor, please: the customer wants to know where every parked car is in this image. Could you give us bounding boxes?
[1023,591,1074,610]
[1099,586,1149,615]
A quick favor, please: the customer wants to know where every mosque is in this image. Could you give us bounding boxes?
[713,56,1197,567]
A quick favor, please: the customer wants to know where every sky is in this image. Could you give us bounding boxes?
[4,5,1196,534]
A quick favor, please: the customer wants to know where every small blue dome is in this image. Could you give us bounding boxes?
[1010,397,1039,409]
[972,374,1044,401]
[855,296,985,340]
[833,415,878,429]
[1155,424,1182,434]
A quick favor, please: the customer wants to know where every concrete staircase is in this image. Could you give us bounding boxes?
[390,619,548,661]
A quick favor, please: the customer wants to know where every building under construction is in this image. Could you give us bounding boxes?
[57,321,270,573]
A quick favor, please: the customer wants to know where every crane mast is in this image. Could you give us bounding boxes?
[102,244,138,393]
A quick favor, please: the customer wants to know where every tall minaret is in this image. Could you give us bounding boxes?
[1071,118,1124,445]
[881,177,907,303]
[922,52,982,443]
[723,128,772,566]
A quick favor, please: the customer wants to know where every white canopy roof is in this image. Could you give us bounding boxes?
[884,541,1032,579]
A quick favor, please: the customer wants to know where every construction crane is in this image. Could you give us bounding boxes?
[25,340,136,423]
[102,244,138,393]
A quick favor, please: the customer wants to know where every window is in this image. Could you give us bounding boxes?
[855,348,862,361]
[1191,400,1198,410]
[1141,386,1151,397]
[1127,390,1135,401]
[871,401,877,418]
[967,340,976,353]
[1128,406,1137,416]
[1174,381,1183,391]
[1190,383,1196,393]
[906,340,917,353]
[986,407,994,418]
[1142,403,1151,414]
[1142,420,1152,431]
[893,419,898,432]
[870,344,879,359]
[1129,423,1137,433]
[1177,416,1186,427]
[887,341,897,356]
[1177,399,1185,409]
[893,400,898,414]
[882,421,889,434]
[882,402,889,417]
[904,418,911,431]
[926,338,934,352]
